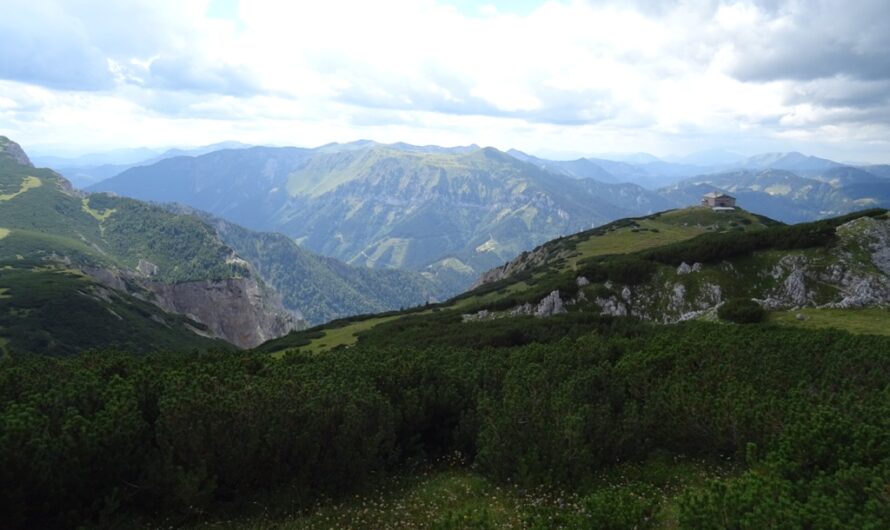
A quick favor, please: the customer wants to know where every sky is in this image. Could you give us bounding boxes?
[1,0,889,162]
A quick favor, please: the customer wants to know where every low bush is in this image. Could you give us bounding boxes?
[717,298,766,323]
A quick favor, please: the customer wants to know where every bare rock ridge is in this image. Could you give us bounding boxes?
[0,136,33,167]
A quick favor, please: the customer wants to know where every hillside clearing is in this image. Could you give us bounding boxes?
[0,176,41,201]
[81,198,116,222]
[271,315,401,357]
[569,219,703,268]
[769,307,890,336]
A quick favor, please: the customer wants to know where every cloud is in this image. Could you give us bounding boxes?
[0,0,113,90]
[719,0,890,82]
[1,0,889,163]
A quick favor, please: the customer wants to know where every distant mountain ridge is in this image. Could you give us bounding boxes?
[87,139,890,290]
[1,137,460,354]
[34,141,254,188]
[91,142,676,289]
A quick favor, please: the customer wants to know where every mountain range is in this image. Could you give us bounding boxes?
[262,204,890,357]
[0,137,450,355]
[32,141,253,188]
[90,142,675,289]
[87,141,890,290]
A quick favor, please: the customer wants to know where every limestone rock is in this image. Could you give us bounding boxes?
[676,262,702,275]
[0,137,33,167]
[136,259,159,277]
[535,290,566,317]
[595,296,628,317]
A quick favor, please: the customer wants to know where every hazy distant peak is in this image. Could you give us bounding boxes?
[741,151,842,171]
[665,148,745,166]
[593,152,662,164]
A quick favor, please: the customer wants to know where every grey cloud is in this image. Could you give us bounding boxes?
[141,56,261,96]
[785,79,890,110]
[727,0,890,82]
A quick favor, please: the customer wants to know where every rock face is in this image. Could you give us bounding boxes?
[0,137,33,167]
[85,267,304,348]
[676,262,702,275]
[144,277,303,348]
[535,290,567,317]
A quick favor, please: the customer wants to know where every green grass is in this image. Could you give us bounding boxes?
[0,175,40,201]
[451,281,532,310]
[180,469,576,529]
[769,307,890,336]
[264,470,531,529]
[81,197,116,222]
[270,315,401,357]
[569,219,704,268]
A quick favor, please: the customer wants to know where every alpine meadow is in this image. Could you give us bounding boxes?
[2,1,890,529]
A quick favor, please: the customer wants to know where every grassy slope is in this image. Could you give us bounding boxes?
[769,307,890,335]
[258,207,774,356]
[258,207,890,356]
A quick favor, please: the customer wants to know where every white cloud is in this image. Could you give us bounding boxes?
[1,0,889,162]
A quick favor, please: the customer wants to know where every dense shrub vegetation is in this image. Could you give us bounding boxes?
[2,320,888,528]
[717,298,766,323]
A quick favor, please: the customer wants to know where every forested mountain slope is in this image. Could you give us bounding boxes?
[196,212,455,325]
[0,137,302,351]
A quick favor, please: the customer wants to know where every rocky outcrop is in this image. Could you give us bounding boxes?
[136,259,159,277]
[535,290,567,317]
[85,267,305,348]
[143,277,303,348]
[462,289,568,321]
[676,262,702,275]
[0,137,33,167]
[468,215,890,326]
[474,243,574,288]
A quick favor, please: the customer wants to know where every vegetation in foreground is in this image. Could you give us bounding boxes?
[0,263,230,356]
[2,319,888,528]
[177,454,733,529]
